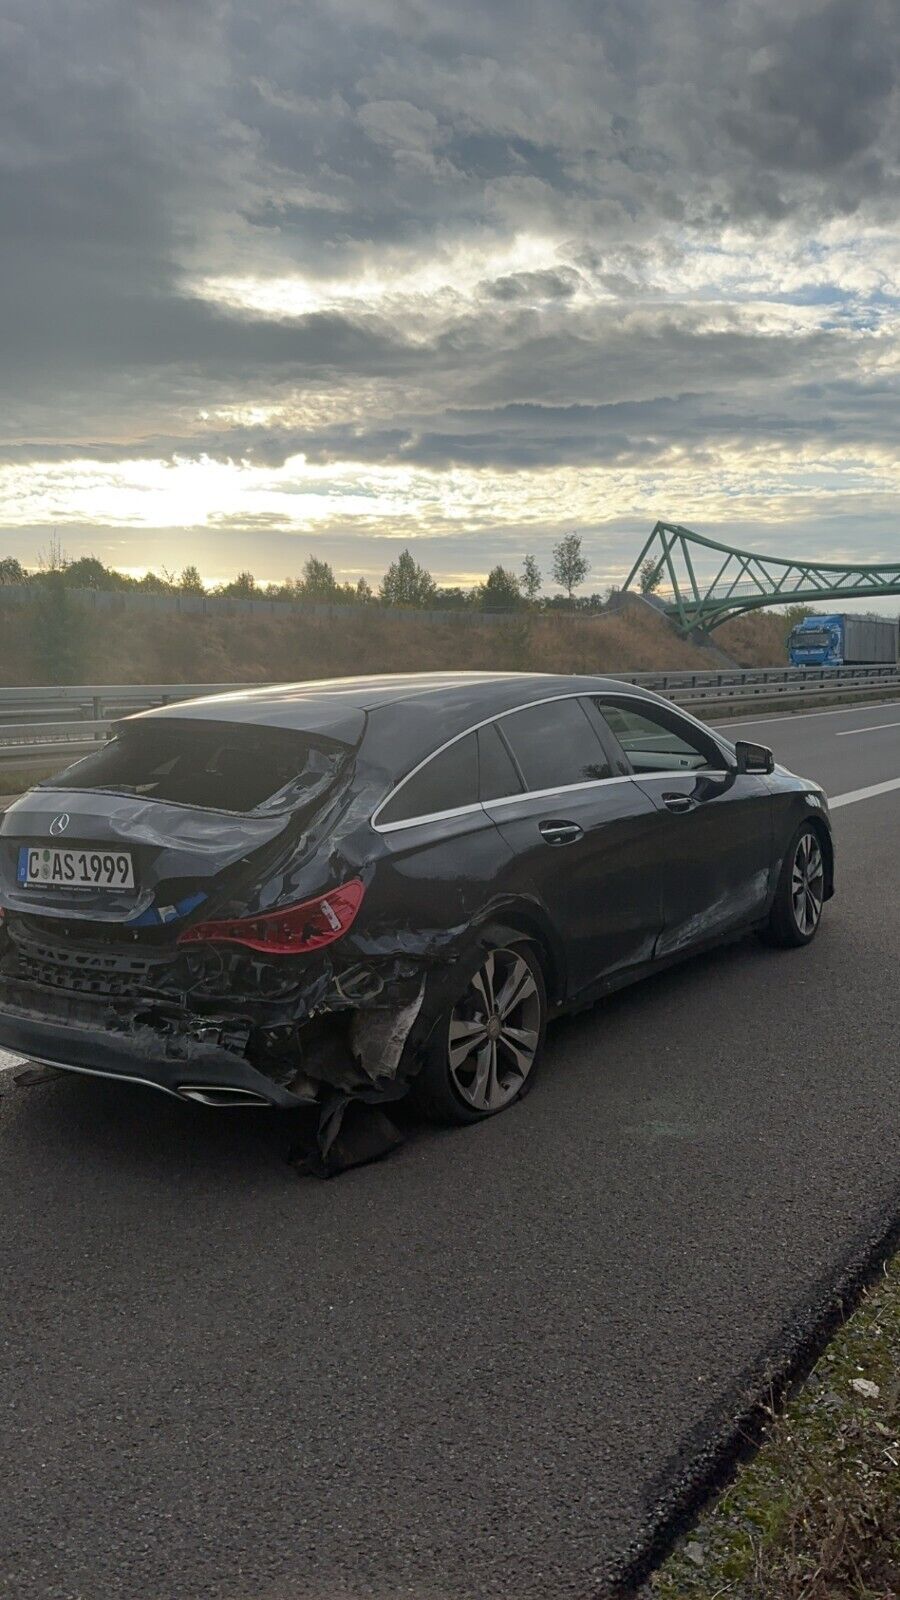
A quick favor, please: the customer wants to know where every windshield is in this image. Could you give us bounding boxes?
[791,628,833,649]
[40,720,349,814]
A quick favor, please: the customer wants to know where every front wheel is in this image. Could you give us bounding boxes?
[763,825,826,948]
[411,940,547,1126]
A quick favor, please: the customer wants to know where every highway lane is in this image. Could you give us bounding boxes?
[1,707,899,1600]
[713,696,900,794]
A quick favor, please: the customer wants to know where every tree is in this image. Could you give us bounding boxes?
[64,555,121,590]
[380,548,436,608]
[479,565,522,612]
[638,557,662,595]
[551,533,589,601]
[520,553,542,602]
[0,557,26,585]
[355,576,373,603]
[32,572,85,683]
[36,532,68,573]
[521,553,542,602]
[433,585,471,610]
[137,569,173,592]
[301,556,337,599]
[180,564,205,593]
[219,570,258,598]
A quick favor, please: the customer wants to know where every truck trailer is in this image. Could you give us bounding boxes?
[788,613,900,668]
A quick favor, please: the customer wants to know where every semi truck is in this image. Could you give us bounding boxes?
[787,612,900,668]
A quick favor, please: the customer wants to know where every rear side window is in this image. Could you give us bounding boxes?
[498,698,612,791]
[477,723,523,802]
[379,733,478,826]
[42,721,348,814]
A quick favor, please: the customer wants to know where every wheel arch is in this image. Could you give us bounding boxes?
[777,803,835,903]
[807,814,835,900]
[471,902,566,1008]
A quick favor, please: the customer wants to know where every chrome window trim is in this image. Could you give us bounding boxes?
[370,689,737,834]
[375,801,486,835]
[483,774,635,808]
[376,770,735,834]
[633,769,731,780]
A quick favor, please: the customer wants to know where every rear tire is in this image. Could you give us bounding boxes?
[411,938,547,1126]
[762,824,826,948]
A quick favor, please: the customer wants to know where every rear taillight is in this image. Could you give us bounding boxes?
[176,879,365,955]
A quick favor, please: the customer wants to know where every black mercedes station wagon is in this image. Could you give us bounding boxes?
[0,673,833,1137]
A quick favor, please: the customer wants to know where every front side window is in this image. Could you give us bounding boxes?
[498,698,612,792]
[592,700,721,774]
[379,732,478,825]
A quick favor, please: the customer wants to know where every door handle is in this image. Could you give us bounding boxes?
[661,793,694,814]
[538,819,583,845]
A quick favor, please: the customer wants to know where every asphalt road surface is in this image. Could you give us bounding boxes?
[2,699,899,1600]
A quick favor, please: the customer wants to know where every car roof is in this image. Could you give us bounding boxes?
[126,672,661,778]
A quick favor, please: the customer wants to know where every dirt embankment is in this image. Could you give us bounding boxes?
[0,596,790,687]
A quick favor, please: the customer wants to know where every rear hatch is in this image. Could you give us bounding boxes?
[0,717,357,931]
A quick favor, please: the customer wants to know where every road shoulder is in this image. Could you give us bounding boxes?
[645,1251,900,1598]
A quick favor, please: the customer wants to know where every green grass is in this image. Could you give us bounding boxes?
[650,1255,900,1599]
[0,762,67,797]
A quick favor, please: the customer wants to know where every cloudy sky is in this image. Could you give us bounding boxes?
[1,0,898,592]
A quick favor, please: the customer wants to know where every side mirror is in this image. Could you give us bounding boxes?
[734,739,775,776]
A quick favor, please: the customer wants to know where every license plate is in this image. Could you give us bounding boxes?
[18,845,135,890]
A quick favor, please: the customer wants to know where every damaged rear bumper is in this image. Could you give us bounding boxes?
[0,1000,311,1109]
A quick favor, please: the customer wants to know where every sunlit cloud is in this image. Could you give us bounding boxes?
[194,235,573,319]
[0,0,897,587]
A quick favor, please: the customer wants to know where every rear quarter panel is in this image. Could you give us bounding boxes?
[365,808,567,999]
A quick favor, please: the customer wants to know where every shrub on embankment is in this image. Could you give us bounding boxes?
[0,594,791,687]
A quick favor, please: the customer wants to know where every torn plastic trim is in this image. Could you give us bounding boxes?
[126,891,208,928]
[0,991,314,1107]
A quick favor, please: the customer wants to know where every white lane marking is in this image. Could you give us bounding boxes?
[0,1050,24,1074]
[714,699,900,731]
[829,777,900,809]
[835,720,900,738]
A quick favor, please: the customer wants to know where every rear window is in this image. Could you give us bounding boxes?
[378,733,478,825]
[41,720,348,814]
[477,723,523,802]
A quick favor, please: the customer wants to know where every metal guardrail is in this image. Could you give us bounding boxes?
[0,684,263,766]
[0,668,899,767]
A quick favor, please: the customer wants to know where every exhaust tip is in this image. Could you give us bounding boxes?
[177,1085,273,1108]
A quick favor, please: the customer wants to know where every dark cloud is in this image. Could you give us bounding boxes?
[0,0,897,572]
[484,269,583,302]
[8,359,896,478]
[722,0,896,178]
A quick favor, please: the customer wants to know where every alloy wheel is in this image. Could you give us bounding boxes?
[447,947,542,1112]
[791,831,825,936]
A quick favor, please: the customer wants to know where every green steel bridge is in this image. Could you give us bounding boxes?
[623,522,900,635]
